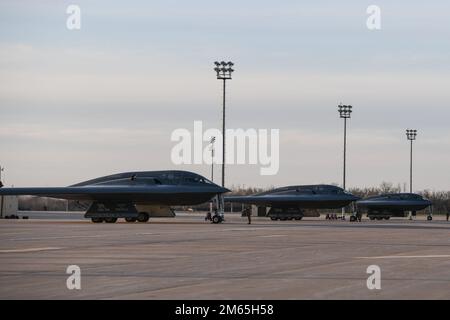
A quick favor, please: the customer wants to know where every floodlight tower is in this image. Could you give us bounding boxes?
[0,165,4,218]
[210,136,216,182]
[0,165,4,187]
[406,129,417,193]
[338,104,353,218]
[213,61,234,188]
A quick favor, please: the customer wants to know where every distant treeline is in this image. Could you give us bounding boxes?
[17,182,449,214]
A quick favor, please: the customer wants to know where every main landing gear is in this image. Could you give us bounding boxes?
[90,212,150,223]
[137,212,150,223]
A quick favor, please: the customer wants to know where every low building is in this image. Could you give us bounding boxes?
[0,196,18,217]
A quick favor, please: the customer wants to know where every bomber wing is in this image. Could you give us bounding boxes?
[0,185,227,205]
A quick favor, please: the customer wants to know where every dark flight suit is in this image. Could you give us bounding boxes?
[245,208,252,224]
[356,211,362,222]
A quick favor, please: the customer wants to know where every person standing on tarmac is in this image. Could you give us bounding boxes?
[446,210,449,222]
[356,211,362,222]
[244,207,252,224]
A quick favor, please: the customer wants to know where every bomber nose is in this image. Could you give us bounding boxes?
[218,186,231,193]
[211,184,230,194]
[346,193,360,201]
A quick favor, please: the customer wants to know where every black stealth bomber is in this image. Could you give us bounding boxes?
[356,193,433,220]
[225,184,360,220]
[0,170,229,223]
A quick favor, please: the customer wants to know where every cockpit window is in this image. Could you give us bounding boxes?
[184,176,201,184]
[312,185,343,194]
[314,186,336,194]
[182,175,213,185]
[157,173,181,184]
[400,194,422,200]
[201,178,214,184]
[154,172,207,185]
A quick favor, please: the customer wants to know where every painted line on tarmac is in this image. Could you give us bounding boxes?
[357,255,450,259]
[135,233,159,236]
[8,235,106,241]
[259,235,288,238]
[223,227,280,232]
[0,247,63,253]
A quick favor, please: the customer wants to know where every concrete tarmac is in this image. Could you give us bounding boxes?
[0,212,449,299]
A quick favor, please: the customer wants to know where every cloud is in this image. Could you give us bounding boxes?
[0,1,449,190]
[0,124,164,146]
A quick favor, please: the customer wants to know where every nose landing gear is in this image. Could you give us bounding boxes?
[212,215,223,224]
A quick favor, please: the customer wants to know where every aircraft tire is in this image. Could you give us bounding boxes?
[384,217,390,220]
[427,216,432,221]
[350,216,356,222]
[270,217,277,221]
[212,215,221,224]
[137,212,150,223]
[369,216,375,221]
[105,217,118,223]
[125,217,137,223]
[294,217,302,220]
[91,217,104,223]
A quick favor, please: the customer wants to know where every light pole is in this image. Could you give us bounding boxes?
[214,61,234,188]
[0,165,4,187]
[0,166,4,218]
[406,129,417,193]
[209,136,216,182]
[338,104,353,218]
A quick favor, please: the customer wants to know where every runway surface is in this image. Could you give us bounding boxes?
[0,212,449,299]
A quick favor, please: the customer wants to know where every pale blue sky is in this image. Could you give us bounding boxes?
[0,0,449,190]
